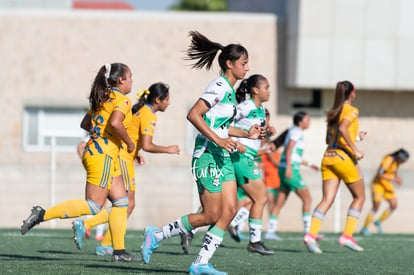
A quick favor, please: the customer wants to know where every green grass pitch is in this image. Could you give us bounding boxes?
[1,228,413,274]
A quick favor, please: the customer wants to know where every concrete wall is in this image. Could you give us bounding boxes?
[287,0,414,90]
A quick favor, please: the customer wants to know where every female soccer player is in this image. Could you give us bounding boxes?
[361,148,409,236]
[21,63,136,262]
[140,31,260,275]
[74,82,180,256]
[267,111,319,238]
[227,74,275,255]
[304,80,365,253]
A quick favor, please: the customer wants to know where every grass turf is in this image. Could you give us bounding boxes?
[0,228,413,274]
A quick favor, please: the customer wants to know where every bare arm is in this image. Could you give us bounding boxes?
[110,110,134,153]
[338,119,363,160]
[141,134,180,154]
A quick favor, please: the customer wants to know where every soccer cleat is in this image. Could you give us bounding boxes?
[227,224,240,242]
[361,227,371,236]
[303,233,322,254]
[95,245,113,256]
[141,226,160,264]
[21,206,45,235]
[72,219,86,250]
[247,241,275,255]
[374,221,384,234]
[264,232,283,241]
[112,252,138,262]
[180,231,194,254]
[339,234,364,252]
[189,262,227,275]
[316,234,325,240]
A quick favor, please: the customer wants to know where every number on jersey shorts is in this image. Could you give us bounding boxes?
[278,167,307,192]
[192,152,235,194]
[231,153,262,186]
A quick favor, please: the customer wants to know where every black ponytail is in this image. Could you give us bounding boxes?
[132,82,170,114]
[235,74,266,103]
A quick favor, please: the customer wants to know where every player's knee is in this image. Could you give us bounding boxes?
[87,199,103,215]
[203,210,220,224]
[111,195,128,208]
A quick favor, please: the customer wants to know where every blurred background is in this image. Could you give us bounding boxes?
[1,0,413,233]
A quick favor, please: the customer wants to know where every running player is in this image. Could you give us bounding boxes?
[304,80,365,253]
[21,63,136,262]
[74,82,180,256]
[140,31,260,275]
[361,148,409,235]
[228,74,275,254]
[268,111,319,238]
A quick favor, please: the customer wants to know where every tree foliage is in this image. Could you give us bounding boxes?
[171,0,228,11]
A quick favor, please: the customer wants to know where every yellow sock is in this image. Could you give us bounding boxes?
[44,200,92,221]
[109,206,127,250]
[378,209,391,222]
[100,229,112,247]
[84,209,109,230]
[363,211,375,228]
[309,210,325,237]
[343,208,361,237]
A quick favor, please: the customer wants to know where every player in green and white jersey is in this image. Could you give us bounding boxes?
[140,31,261,275]
[228,74,276,255]
[269,111,320,237]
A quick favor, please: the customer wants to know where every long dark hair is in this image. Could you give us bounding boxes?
[326,80,354,126]
[89,63,129,112]
[235,74,266,103]
[132,82,170,114]
[185,31,248,73]
[390,148,410,162]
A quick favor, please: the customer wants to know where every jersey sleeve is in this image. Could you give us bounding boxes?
[199,79,226,108]
[379,156,393,174]
[289,127,302,142]
[139,107,157,137]
[342,105,359,124]
[113,94,131,116]
[234,102,250,124]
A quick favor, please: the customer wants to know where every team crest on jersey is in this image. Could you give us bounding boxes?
[124,100,130,106]
[150,121,156,127]
[215,97,219,103]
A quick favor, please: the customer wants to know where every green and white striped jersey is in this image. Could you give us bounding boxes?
[193,75,237,158]
[233,98,266,159]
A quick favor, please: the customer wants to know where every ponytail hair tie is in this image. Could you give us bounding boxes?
[136,89,150,101]
[104,63,111,79]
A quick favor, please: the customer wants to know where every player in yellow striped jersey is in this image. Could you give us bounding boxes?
[21,63,136,262]
[304,80,367,253]
[361,149,409,236]
[79,82,180,256]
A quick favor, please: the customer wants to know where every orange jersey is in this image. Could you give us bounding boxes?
[327,103,359,155]
[262,151,281,189]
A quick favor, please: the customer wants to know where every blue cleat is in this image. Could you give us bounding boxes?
[141,226,160,264]
[72,219,86,250]
[189,262,227,275]
[374,221,383,234]
[361,227,371,236]
[95,245,113,256]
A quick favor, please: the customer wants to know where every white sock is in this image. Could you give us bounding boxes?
[249,218,262,243]
[154,218,187,242]
[95,223,106,237]
[267,215,278,233]
[194,230,223,265]
[230,207,250,228]
[303,213,311,233]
